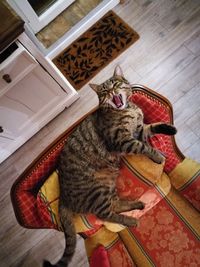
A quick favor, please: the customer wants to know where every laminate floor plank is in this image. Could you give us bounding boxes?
[157,56,200,104]
[151,0,200,32]
[173,82,200,128]
[138,45,196,90]
[185,138,200,161]
[184,29,200,56]
[129,9,200,76]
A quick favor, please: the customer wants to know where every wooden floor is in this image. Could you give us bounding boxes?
[1,0,200,266]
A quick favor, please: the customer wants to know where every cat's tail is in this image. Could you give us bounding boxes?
[43,205,76,267]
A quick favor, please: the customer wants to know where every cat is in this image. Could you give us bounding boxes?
[43,66,177,267]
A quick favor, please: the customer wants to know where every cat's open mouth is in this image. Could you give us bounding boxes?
[112,94,123,108]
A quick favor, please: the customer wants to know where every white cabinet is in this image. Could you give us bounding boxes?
[0,39,78,163]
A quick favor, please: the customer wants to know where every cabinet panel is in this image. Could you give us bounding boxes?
[0,64,68,163]
[0,42,37,96]
[0,33,78,163]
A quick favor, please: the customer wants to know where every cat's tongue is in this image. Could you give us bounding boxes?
[112,95,123,108]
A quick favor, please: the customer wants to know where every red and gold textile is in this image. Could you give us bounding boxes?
[119,187,200,267]
[169,158,200,211]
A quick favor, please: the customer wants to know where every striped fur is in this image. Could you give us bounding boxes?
[43,66,177,267]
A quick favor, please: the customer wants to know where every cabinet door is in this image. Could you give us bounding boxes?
[0,64,69,163]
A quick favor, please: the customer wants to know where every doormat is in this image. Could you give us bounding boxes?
[53,11,139,90]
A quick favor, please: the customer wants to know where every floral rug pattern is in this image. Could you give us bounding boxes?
[53,11,139,90]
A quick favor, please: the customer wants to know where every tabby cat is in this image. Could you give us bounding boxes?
[43,66,177,267]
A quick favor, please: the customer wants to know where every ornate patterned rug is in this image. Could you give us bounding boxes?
[53,11,139,90]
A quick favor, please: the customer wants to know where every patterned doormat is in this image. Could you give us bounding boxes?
[53,11,139,90]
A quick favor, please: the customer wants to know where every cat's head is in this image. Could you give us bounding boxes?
[89,66,132,110]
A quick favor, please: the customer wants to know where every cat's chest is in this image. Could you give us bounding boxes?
[112,107,143,125]
[127,108,143,118]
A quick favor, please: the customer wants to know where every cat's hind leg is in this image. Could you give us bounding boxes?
[101,213,139,227]
[113,199,145,213]
[95,198,145,227]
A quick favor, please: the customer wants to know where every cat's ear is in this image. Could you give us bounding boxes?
[89,83,99,92]
[114,65,124,77]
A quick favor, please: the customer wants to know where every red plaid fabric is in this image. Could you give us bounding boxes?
[131,91,181,173]
[131,93,170,124]
[11,141,65,229]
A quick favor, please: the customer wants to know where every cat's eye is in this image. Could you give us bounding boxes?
[100,90,108,96]
[113,81,120,87]
[100,96,107,104]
